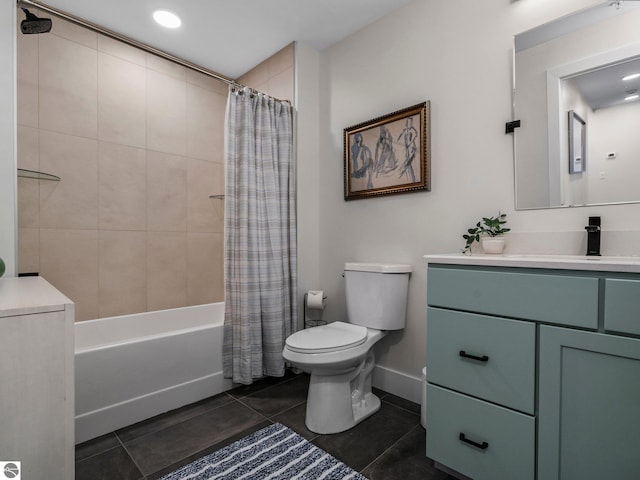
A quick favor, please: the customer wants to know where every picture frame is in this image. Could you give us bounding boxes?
[568,110,586,174]
[344,102,430,200]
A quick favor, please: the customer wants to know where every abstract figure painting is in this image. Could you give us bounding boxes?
[344,102,430,200]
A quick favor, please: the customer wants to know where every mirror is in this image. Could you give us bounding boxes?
[513,2,640,210]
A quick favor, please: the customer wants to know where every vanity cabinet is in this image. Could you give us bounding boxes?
[0,276,75,480]
[425,256,640,480]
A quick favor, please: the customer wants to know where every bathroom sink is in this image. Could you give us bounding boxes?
[424,253,640,273]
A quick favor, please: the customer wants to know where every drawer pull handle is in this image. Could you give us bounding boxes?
[459,432,489,450]
[459,350,489,362]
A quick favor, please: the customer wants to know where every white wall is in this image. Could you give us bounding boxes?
[0,1,16,277]
[588,102,640,205]
[314,0,640,390]
[294,42,322,329]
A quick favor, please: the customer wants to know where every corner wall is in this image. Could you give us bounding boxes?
[0,2,17,277]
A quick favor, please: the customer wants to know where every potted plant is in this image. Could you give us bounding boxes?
[462,212,510,254]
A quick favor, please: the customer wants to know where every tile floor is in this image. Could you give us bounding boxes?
[75,372,455,480]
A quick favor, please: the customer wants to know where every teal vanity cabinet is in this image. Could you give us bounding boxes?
[425,255,640,480]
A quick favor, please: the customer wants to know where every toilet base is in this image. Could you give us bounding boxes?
[304,350,380,434]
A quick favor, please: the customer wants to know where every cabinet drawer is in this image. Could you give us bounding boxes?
[604,278,640,336]
[426,384,535,480]
[427,307,535,413]
[427,266,598,329]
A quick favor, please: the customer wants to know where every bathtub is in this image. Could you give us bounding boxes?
[75,302,232,444]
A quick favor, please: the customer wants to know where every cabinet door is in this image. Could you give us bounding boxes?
[0,311,71,480]
[538,325,640,480]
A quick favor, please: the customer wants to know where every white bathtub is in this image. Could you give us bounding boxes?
[74,302,232,444]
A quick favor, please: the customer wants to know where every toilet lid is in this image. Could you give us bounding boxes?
[285,321,367,354]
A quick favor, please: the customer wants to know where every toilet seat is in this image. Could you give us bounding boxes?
[285,321,367,354]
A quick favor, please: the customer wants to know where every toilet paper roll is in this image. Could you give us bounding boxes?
[306,290,325,310]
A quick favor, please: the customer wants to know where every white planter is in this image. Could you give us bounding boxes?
[481,237,505,254]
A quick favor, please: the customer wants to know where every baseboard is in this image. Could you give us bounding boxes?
[75,372,233,444]
[372,365,422,405]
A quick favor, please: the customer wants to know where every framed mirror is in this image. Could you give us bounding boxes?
[513,2,640,210]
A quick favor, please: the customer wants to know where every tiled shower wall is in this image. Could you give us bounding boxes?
[17,17,227,321]
[16,10,292,321]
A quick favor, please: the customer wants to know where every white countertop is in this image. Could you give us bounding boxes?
[0,276,73,317]
[424,253,640,273]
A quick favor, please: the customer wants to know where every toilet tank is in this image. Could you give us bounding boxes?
[344,262,411,330]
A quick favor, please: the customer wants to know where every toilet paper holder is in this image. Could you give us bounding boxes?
[303,291,327,329]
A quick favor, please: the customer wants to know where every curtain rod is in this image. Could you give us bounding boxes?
[18,0,235,85]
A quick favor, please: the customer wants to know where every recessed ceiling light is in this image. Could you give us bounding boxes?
[153,10,181,29]
[622,73,640,82]
[625,94,639,101]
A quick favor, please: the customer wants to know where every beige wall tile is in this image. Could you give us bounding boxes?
[50,16,97,49]
[268,43,294,78]
[98,34,146,66]
[39,130,98,229]
[16,32,38,128]
[40,228,99,321]
[147,151,187,231]
[17,125,39,170]
[187,232,224,305]
[39,34,98,139]
[187,83,225,162]
[18,178,39,229]
[187,159,223,233]
[147,69,186,155]
[17,19,227,319]
[99,142,147,230]
[98,53,146,148]
[146,53,187,81]
[239,62,269,91]
[186,69,228,95]
[99,230,147,317]
[147,232,187,311]
[267,66,294,102]
[18,228,39,275]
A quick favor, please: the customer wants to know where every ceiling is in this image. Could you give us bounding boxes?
[32,0,413,79]
[570,57,640,110]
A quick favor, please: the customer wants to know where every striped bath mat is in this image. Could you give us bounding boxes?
[160,423,368,480]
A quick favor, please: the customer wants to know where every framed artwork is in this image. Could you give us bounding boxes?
[344,102,430,200]
[568,110,586,174]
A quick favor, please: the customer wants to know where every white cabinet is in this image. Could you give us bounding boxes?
[0,276,75,480]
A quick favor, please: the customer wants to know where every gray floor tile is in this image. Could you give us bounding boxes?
[146,420,272,480]
[381,392,421,415]
[362,425,452,480]
[313,401,420,472]
[239,373,309,417]
[75,445,142,480]
[121,400,265,475]
[227,370,298,398]
[75,432,120,462]
[116,391,236,444]
[271,402,319,441]
[75,376,432,480]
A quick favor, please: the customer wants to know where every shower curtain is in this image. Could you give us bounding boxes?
[222,86,297,385]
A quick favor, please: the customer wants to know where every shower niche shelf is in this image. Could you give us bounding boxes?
[17,168,60,181]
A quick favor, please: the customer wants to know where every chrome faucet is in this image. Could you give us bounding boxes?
[585,216,601,256]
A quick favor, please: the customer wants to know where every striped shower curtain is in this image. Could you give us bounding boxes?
[222,86,297,385]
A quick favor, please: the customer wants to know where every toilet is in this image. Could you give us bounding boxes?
[282,262,411,434]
